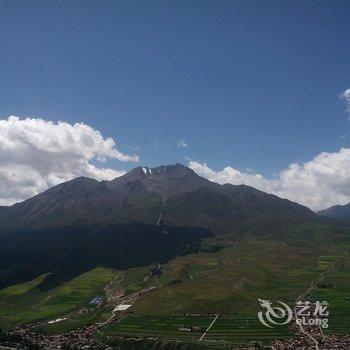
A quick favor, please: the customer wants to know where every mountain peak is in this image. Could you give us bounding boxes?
[109,163,208,200]
[130,163,194,179]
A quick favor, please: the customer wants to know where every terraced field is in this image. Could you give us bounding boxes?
[101,315,291,349]
[102,315,213,342]
[203,316,291,348]
[312,253,350,336]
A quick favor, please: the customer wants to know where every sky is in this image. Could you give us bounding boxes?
[0,0,350,210]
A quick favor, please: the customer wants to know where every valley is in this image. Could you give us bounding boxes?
[1,165,350,349]
[1,222,350,349]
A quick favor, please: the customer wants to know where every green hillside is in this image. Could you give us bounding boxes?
[1,222,350,348]
[0,267,115,328]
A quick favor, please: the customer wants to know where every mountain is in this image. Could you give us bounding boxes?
[318,203,350,220]
[0,223,212,290]
[1,163,346,337]
[0,163,314,233]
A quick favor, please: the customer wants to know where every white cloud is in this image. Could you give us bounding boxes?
[341,89,350,114]
[189,148,350,211]
[177,139,189,148]
[0,116,138,205]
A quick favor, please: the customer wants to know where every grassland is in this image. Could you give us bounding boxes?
[128,238,321,315]
[98,224,350,348]
[312,250,350,336]
[0,267,115,328]
[1,222,350,349]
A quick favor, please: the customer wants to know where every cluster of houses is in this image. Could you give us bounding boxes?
[270,334,350,349]
[5,324,111,349]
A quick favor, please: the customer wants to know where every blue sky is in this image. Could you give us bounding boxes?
[0,1,349,183]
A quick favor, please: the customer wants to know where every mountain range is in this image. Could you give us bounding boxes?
[2,163,350,346]
[0,163,314,233]
[0,163,318,289]
[318,203,350,220]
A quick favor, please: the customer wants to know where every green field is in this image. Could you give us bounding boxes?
[1,222,350,348]
[100,315,291,349]
[204,316,291,348]
[129,238,321,316]
[312,252,350,336]
[0,267,115,328]
[103,315,212,341]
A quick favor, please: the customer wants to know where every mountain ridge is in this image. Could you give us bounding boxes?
[0,163,315,232]
[318,202,350,220]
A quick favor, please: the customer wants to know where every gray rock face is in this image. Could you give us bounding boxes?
[108,163,214,200]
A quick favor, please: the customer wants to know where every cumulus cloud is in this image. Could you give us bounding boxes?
[0,116,138,205]
[177,139,189,148]
[189,148,350,211]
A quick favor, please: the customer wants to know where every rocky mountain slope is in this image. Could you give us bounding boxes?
[0,163,314,233]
